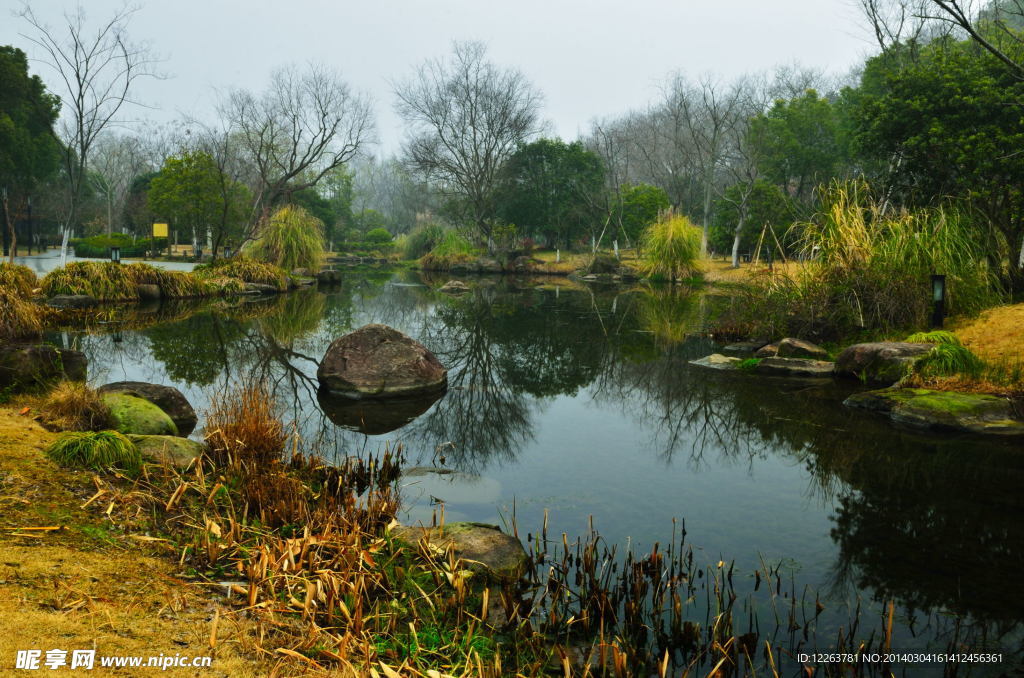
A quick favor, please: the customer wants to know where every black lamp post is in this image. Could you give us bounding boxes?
[931,274,946,328]
[110,246,121,265]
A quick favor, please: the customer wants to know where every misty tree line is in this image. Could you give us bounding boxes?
[3,0,1024,287]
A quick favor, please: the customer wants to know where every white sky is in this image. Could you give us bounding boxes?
[1,0,877,153]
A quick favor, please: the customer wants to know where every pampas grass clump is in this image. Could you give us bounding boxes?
[246,205,326,273]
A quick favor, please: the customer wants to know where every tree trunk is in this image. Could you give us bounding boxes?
[731,230,742,269]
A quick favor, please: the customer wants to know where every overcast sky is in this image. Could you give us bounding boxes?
[1,0,877,153]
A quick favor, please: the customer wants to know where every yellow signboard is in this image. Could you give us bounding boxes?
[152,222,168,238]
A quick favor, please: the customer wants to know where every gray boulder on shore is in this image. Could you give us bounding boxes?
[390,521,528,582]
[835,342,933,384]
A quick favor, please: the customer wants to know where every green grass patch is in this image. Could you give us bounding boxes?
[45,430,141,473]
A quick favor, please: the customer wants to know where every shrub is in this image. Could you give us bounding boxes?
[364,227,393,244]
[70,232,166,258]
[204,383,287,468]
[37,382,113,432]
[46,430,141,473]
[402,222,445,260]
[419,230,477,270]
[640,212,703,281]
[246,205,326,272]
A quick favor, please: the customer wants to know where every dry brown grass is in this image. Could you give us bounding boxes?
[0,286,46,341]
[0,406,276,677]
[952,302,1024,363]
[203,383,287,468]
[35,381,113,432]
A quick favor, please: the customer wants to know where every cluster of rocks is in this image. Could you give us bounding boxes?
[692,337,1023,437]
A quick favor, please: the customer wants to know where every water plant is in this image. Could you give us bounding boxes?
[245,204,326,272]
[640,212,703,282]
[203,382,287,468]
[37,381,113,431]
[40,261,226,301]
[45,430,141,473]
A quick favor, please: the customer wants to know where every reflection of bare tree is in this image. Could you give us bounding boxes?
[401,286,536,472]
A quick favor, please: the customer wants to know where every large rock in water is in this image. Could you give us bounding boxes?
[102,393,178,436]
[317,324,447,398]
[97,381,197,436]
[845,388,1024,436]
[390,522,528,581]
[0,344,87,392]
[835,342,933,384]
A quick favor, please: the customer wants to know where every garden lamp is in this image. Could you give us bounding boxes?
[931,274,946,328]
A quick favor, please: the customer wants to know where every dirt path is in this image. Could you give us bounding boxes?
[0,408,270,677]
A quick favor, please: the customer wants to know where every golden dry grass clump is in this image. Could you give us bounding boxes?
[37,381,113,432]
[0,263,46,341]
[0,262,38,295]
[204,382,287,468]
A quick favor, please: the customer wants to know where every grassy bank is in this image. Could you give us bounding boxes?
[4,379,931,677]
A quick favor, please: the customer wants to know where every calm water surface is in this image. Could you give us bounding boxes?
[50,271,1024,670]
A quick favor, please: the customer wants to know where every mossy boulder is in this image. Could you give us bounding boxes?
[128,434,204,469]
[390,521,528,582]
[97,381,197,436]
[102,393,178,436]
[844,388,1024,436]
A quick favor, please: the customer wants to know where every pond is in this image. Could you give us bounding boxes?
[49,270,1024,671]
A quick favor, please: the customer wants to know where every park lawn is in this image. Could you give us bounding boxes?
[952,302,1024,364]
[702,257,807,284]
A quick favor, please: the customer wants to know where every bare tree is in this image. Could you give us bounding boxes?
[659,74,748,254]
[88,131,152,234]
[223,63,374,227]
[394,41,543,248]
[18,3,159,264]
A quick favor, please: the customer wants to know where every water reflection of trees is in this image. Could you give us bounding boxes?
[72,275,1024,641]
